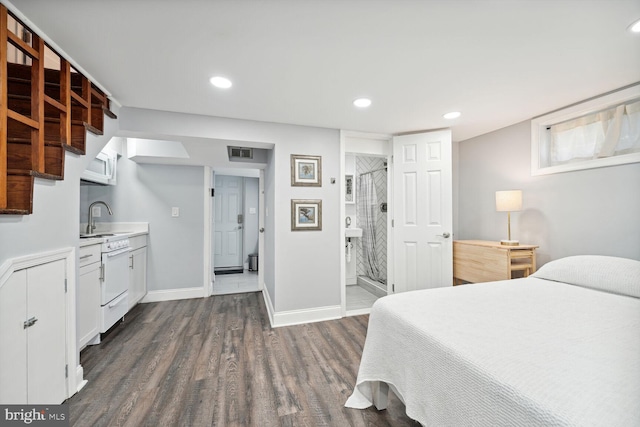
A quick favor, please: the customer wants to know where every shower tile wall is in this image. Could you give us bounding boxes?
[356,156,387,285]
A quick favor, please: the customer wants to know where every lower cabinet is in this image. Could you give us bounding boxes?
[78,243,101,349]
[128,235,147,310]
[0,259,67,404]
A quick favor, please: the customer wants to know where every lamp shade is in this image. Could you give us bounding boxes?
[496,190,522,212]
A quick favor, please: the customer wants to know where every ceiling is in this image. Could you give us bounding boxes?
[7,0,640,142]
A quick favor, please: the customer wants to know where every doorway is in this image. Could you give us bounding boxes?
[341,129,453,316]
[345,153,389,314]
[212,173,261,295]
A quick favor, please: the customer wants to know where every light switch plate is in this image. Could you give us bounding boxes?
[171,207,180,217]
[92,206,101,217]
[249,207,256,214]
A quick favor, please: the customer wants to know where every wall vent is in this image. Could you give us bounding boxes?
[229,146,253,159]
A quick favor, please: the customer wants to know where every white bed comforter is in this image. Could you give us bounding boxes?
[345,278,640,426]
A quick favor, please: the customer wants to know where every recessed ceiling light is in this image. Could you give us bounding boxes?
[353,98,372,108]
[628,18,640,33]
[443,111,461,119]
[209,76,232,89]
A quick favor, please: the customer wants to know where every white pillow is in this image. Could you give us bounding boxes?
[532,255,640,298]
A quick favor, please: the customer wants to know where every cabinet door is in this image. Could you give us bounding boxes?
[26,260,67,404]
[78,261,101,349]
[0,270,28,404]
[129,247,147,310]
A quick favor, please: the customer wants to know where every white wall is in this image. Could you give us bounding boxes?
[81,142,205,291]
[119,107,342,314]
[457,120,640,264]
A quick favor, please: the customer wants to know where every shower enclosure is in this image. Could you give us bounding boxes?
[356,156,387,296]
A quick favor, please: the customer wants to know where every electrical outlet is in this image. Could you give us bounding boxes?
[92,206,101,217]
[171,207,180,217]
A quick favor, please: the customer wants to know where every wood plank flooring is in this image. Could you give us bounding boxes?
[68,292,419,426]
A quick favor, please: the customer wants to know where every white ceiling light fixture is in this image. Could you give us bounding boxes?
[353,98,372,108]
[628,18,640,33]
[209,76,233,89]
[443,111,461,119]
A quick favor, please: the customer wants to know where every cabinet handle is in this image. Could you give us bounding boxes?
[80,254,93,260]
[23,317,38,329]
[99,264,105,281]
[130,255,134,269]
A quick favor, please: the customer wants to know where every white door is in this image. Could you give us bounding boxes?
[214,175,244,270]
[392,130,453,292]
[0,269,28,403]
[27,260,67,404]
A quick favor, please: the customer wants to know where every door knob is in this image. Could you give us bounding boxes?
[259,228,265,233]
[437,232,451,238]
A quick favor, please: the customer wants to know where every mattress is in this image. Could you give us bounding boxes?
[345,277,640,426]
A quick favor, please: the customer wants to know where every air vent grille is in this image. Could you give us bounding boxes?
[229,146,253,159]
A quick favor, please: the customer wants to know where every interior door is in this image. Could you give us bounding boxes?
[27,260,67,404]
[214,175,244,271]
[0,269,28,403]
[392,130,453,292]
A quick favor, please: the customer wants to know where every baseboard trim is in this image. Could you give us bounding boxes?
[272,304,342,328]
[141,287,205,303]
[260,287,342,328]
[76,365,87,393]
[261,286,275,327]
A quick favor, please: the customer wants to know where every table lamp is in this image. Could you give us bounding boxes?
[496,190,522,246]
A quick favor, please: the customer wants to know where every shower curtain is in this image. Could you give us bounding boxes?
[358,173,381,282]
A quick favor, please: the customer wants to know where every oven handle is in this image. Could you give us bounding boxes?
[108,292,128,308]
[106,247,131,257]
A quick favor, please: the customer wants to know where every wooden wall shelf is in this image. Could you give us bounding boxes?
[0,5,116,214]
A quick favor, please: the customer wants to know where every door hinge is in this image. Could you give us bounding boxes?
[392,283,395,292]
[210,188,215,197]
[65,364,68,378]
[391,219,394,227]
[64,279,67,293]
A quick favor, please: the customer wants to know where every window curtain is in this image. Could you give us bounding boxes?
[549,99,640,164]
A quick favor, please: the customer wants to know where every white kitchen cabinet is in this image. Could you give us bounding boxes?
[128,234,148,310]
[78,243,101,349]
[0,259,67,404]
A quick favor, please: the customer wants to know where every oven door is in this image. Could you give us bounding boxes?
[101,247,130,305]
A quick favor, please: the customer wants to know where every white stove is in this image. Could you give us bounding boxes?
[98,234,131,332]
[101,234,130,252]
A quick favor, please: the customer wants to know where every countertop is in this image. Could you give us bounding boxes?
[79,222,149,247]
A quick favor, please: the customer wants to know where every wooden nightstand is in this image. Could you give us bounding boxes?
[453,240,539,285]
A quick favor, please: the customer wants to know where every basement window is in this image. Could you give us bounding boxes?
[531,85,640,175]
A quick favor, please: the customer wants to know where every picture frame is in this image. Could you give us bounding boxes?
[291,154,322,187]
[345,174,355,203]
[291,199,322,231]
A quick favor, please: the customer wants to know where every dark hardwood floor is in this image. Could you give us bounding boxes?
[68,292,419,426]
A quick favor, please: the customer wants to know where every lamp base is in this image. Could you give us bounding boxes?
[500,239,520,246]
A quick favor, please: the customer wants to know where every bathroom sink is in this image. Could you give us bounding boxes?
[345,228,363,238]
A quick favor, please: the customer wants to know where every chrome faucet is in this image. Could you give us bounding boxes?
[86,201,113,234]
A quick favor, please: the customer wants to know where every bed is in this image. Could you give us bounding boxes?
[345,255,640,426]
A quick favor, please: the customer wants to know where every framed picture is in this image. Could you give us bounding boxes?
[345,174,355,203]
[291,199,322,231]
[291,154,322,186]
